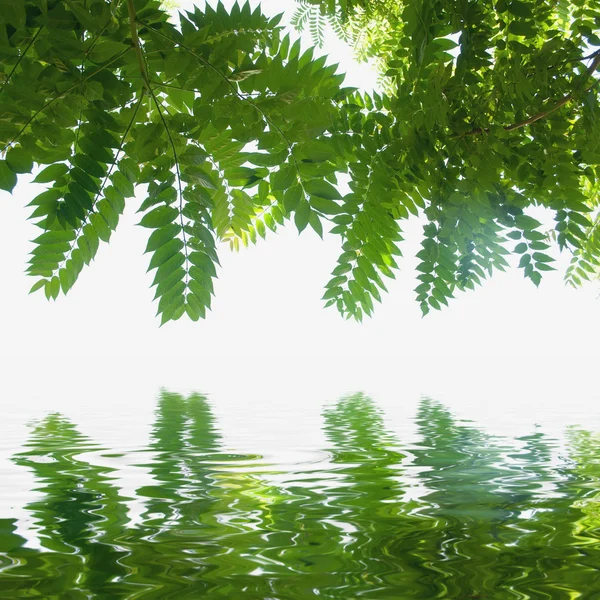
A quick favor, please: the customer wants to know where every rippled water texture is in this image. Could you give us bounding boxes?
[1,393,599,598]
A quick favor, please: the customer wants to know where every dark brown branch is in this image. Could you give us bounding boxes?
[463,53,600,137]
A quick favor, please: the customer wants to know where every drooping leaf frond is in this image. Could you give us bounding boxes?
[293,0,600,315]
[1,0,600,323]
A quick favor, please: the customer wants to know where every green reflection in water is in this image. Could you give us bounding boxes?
[1,393,599,599]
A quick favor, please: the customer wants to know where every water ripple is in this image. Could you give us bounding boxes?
[1,393,599,598]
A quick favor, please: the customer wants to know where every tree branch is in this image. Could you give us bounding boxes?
[463,53,600,137]
[2,48,131,154]
[0,28,43,98]
[138,19,307,195]
[127,0,149,88]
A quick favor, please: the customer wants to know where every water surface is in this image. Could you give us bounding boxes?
[1,392,599,598]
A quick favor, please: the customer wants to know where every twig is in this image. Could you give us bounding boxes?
[463,53,600,137]
[0,28,43,97]
[146,84,190,288]
[54,92,145,276]
[1,49,131,154]
[137,19,307,193]
[127,0,149,88]
[130,7,189,287]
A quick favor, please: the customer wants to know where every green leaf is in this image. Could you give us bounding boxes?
[185,300,201,321]
[66,0,101,30]
[68,182,93,210]
[151,252,186,287]
[90,129,120,149]
[98,200,118,230]
[33,164,69,184]
[0,0,26,29]
[71,169,99,194]
[189,278,212,306]
[323,286,343,300]
[529,271,542,287]
[139,206,179,228]
[32,230,76,245]
[50,276,60,300]
[180,146,208,166]
[113,171,135,198]
[518,253,531,268]
[569,212,592,228]
[515,215,542,230]
[71,154,106,179]
[157,280,186,313]
[78,137,114,164]
[304,179,342,200]
[154,267,185,300]
[507,1,533,18]
[508,20,536,37]
[183,166,217,189]
[189,252,216,277]
[77,235,93,264]
[160,296,185,325]
[90,213,111,242]
[0,160,17,192]
[309,211,323,238]
[333,262,352,276]
[145,224,180,253]
[271,163,297,191]
[59,268,71,294]
[29,279,47,294]
[532,252,554,263]
[105,187,125,214]
[89,40,129,63]
[310,196,343,215]
[536,262,556,271]
[294,200,311,233]
[186,294,206,320]
[283,185,303,213]
[528,241,550,251]
[83,224,99,258]
[564,200,592,213]
[148,238,185,271]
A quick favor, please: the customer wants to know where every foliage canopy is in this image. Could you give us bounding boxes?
[0,0,599,323]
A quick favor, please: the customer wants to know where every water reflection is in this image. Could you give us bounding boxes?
[0,413,130,597]
[1,392,599,598]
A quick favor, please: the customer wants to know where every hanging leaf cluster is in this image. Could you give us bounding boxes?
[294,0,600,316]
[1,0,600,323]
[0,0,349,323]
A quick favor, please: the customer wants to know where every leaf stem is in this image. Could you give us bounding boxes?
[55,92,146,276]
[464,53,600,137]
[145,82,190,290]
[138,19,306,193]
[126,0,149,88]
[0,28,43,98]
[2,48,131,154]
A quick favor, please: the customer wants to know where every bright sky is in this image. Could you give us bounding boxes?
[0,0,598,438]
